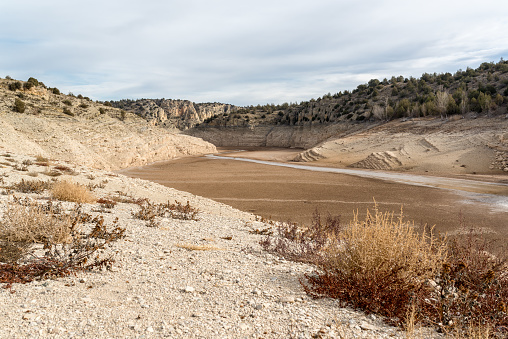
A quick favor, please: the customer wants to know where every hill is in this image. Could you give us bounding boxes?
[112,59,508,130]
[0,77,216,170]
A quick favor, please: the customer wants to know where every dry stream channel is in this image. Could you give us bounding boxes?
[121,148,508,240]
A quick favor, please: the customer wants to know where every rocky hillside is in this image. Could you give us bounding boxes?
[109,98,237,130]
[195,59,508,128]
[0,78,216,170]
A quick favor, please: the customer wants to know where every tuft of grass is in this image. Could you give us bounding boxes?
[51,180,96,203]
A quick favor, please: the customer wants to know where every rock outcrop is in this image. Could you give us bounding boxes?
[110,99,236,129]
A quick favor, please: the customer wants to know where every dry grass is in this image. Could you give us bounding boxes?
[302,207,447,321]
[0,198,74,245]
[0,198,74,262]
[51,180,96,203]
[0,199,125,287]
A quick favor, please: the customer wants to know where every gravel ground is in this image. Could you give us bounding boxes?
[0,153,442,338]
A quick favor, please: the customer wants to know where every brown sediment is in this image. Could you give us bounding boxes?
[120,151,508,240]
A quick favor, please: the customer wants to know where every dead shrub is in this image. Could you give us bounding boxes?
[8,178,53,193]
[97,198,117,209]
[0,197,73,246]
[132,199,199,227]
[261,206,508,337]
[0,199,125,287]
[51,180,96,203]
[301,207,447,323]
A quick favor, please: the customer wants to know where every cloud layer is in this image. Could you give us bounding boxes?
[2,0,508,106]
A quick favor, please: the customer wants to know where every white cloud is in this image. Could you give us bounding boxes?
[1,0,508,105]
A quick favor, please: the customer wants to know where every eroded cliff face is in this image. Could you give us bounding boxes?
[111,99,236,129]
[187,123,365,149]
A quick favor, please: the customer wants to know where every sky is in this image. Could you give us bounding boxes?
[1,1,508,106]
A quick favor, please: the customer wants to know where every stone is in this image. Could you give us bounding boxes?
[184,286,195,293]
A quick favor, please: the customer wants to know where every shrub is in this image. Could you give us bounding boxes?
[13,98,26,113]
[8,81,22,91]
[51,180,96,203]
[99,107,106,114]
[0,198,125,287]
[62,99,72,106]
[79,103,89,109]
[132,199,199,227]
[8,178,53,193]
[63,107,74,116]
[261,207,508,337]
[51,87,60,95]
[301,208,446,320]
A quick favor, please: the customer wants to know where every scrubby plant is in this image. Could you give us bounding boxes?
[13,98,26,113]
[62,99,72,106]
[8,81,22,91]
[51,180,96,203]
[8,178,53,193]
[51,87,60,95]
[132,199,199,227]
[0,198,125,288]
[63,107,74,116]
[261,207,508,337]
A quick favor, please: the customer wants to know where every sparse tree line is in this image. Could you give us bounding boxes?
[197,59,508,128]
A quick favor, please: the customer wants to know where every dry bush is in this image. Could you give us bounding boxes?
[53,165,76,175]
[51,180,96,203]
[423,230,508,337]
[260,210,341,263]
[132,199,199,227]
[8,178,53,193]
[302,207,447,323]
[97,198,117,209]
[0,197,74,246]
[261,207,508,337]
[0,199,125,288]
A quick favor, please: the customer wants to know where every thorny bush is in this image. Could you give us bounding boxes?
[0,198,125,289]
[132,199,199,227]
[260,206,508,337]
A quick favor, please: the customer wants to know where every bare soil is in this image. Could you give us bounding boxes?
[120,150,508,240]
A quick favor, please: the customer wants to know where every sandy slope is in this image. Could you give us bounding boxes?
[0,111,216,171]
[294,116,508,177]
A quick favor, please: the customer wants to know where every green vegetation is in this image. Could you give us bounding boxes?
[13,98,26,113]
[189,58,508,128]
[261,208,508,337]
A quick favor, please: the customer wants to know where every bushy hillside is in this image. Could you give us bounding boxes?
[197,59,508,128]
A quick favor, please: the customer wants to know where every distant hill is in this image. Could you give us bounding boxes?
[110,59,508,129]
[0,77,216,170]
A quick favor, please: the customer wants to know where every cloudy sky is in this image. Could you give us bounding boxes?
[2,1,508,106]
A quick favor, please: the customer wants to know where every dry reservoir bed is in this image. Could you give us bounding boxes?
[120,149,508,240]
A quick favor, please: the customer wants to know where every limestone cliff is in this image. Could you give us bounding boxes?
[110,99,236,129]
